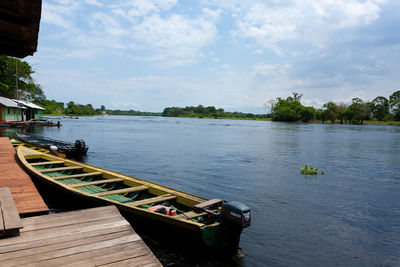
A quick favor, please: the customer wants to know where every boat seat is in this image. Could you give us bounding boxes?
[52,172,103,180]
[193,199,222,212]
[30,161,65,166]
[39,166,83,172]
[70,178,125,188]
[93,185,149,197]
[176,211,208,220]
[127,194,176,207]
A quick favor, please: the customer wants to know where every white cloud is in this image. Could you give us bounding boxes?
[253,63,291,78]
[85,0,102,7]
[132,13,218,66]
[89,12,126,36]
[226,0,386,54]
[110,0,177,18]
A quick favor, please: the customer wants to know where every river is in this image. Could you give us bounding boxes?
[2,116,400,266]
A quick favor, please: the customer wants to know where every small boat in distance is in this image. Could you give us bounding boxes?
[16,146,251,255]
[63,116,79,119]
[17,133,88,158]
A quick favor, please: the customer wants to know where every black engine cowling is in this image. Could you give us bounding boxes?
[219,201,251,255]
[75,139,87,155]
[221,201,251,229]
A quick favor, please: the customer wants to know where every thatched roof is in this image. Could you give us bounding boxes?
[0,0,42,58]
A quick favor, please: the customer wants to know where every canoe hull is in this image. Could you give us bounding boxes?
[17,147,240,253]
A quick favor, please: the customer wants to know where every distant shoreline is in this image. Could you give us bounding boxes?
[44,114,400,125]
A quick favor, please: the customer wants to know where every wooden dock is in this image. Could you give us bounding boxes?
[0,137,48,216]
[0,205,161,266]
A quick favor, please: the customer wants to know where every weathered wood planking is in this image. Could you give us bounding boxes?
[0,138,48,216]
[0,205,161,266]
[0,188,23,237]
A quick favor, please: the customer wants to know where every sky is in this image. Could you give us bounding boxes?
[26,0,400,113]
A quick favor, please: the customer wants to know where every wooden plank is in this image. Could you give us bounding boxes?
[0,205,159,266]
[1,234,142,266]
[53,172,103,180]
[30,161,64,166]
[0,200,3,234]
[39,166,82,172]
[21,206,118,226]
[176,211,207,220]
[127,194,176,207]
[27,241,156,267]
[0,230,134,261]
[101,254,162,267]
[0,138,48,216]
[21,207,122,232]
[70,178,124,188]
[0,188,23,236]
[0,224,132,254]
[193,198,222,212]
[0,217,129,247]
[62,246,153,267]
[93,185,149,197]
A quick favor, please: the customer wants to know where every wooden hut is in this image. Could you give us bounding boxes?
[13,99,44,120]
[0,96,25,122]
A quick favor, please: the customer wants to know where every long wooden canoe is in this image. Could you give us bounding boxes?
[16,146,251,253]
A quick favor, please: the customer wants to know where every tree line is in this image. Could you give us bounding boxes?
[0,55,45,101]
[162,105,270,119]
[40,100,162,116]
[270,91,400,124]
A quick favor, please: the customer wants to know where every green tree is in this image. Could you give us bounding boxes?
[300,106,316,122]
[271,92,310,122]
[344,98,365,124]
[389,90,400,120]
[322,101,338,123]
[371,96,389,121]
[337,104,347,124]
[0,55,45,101]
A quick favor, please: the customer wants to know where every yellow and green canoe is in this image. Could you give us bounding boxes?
[16,146,251,253]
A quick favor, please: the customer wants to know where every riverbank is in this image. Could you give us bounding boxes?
[44,114,400,125]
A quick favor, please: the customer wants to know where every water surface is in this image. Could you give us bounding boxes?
[3,116,400,266]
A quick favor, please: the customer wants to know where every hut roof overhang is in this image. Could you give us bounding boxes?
[13,99,44,110]
[0,0,42,58]
[0,96,25,108]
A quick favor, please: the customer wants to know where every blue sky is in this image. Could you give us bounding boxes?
[27,0,400,113]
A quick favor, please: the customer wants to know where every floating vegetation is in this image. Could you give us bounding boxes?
[300,165,325,175]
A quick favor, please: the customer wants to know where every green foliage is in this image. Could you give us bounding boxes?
[40,100,65,114]
[371,96,389,121]
[322,101,338,123]
[108,110,161,116]
[389,90,400,120]
[162,105,269,119]
[271,93,315,122]
[343,98,369,124]
[300,165,324,175]
[0,55,45,101]
[64,101,96,115]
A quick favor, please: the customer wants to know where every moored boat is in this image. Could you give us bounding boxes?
[16,146,251,254]
[11,138,66,158]
[17,133,88,158]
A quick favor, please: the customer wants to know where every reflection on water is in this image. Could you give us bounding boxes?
[2,116,400,266]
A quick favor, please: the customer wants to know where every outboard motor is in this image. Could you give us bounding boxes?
[74,139,88,155]
[221,201,251,255]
